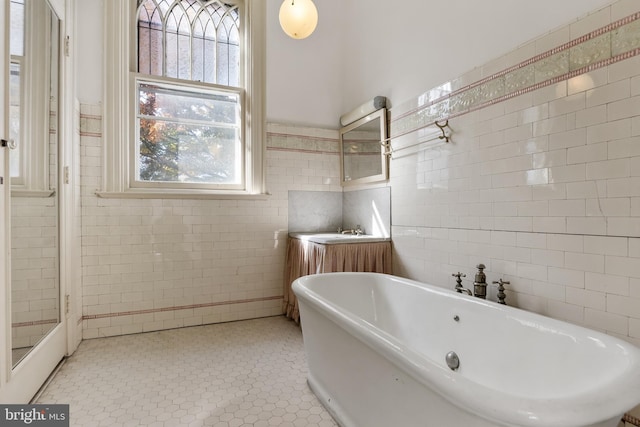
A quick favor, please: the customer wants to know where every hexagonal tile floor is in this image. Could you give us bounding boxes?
[36,316,338,427]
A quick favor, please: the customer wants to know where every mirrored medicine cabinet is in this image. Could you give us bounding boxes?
[339,108,389,187]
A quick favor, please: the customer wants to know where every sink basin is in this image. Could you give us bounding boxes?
[289,232,390,244]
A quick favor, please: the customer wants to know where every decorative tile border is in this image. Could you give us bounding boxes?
[82,295,283,321]
[80,111,342,155]
[391,11,640,139]
[79,113,103,138]
[12,319,58,328]
[266,131,340,155]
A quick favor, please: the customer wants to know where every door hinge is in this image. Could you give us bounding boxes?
[65,35,70,57]
[2,139,17,149]
[64,166,70,184]
[65,294,70,314]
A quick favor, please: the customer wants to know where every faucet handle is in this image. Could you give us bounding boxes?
[492,279,510,305]
[451,272,466,288]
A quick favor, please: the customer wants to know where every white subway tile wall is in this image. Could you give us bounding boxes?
[389,2,640,349]
[11,101,60,348]
[80,112,340,339]
[11,196,59,348]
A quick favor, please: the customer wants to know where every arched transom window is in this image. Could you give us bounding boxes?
[137,0,240,86]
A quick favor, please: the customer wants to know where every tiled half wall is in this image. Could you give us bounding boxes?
[389,0,640,348]
[79,112,341,339]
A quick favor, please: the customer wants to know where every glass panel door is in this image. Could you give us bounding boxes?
[10,0,61,368]
[0,0,65,403]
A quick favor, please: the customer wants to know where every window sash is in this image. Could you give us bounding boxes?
[131,74,245,191]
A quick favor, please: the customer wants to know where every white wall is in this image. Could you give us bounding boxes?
[339,0,615,112]
[266,0,345,128]
[76,0,101,104]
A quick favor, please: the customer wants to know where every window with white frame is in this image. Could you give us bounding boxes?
[101,0,265,197]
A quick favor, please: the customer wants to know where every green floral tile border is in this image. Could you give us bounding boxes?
[391,11,640,139]
[266,131,340,155]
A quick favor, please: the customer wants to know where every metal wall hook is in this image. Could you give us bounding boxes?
[434,120,450,143]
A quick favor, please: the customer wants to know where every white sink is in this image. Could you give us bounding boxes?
[289,232,390,244]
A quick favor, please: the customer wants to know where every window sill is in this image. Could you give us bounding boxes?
[95,189,271,201]
[12,189,56,198]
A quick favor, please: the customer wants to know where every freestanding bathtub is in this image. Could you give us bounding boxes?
[292,272,640,427]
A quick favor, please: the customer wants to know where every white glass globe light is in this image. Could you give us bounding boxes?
[279,0,318,40]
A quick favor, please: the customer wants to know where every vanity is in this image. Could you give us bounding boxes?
[283,97,392,322]
[283,232,392,322]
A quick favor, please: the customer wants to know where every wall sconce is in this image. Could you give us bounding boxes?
[279,0,318,40]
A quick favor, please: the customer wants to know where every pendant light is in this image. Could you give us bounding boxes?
[279,0,318,40]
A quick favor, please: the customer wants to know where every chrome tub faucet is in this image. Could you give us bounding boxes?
[340,225,364,235]
[454,265,509,305]
[452,272,472,295]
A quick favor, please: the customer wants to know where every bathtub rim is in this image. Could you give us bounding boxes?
[293,272,640,427]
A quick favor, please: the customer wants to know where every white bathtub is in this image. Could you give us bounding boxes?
[292,272,640,427]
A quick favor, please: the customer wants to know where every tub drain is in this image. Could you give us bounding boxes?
[445,351,460,371]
